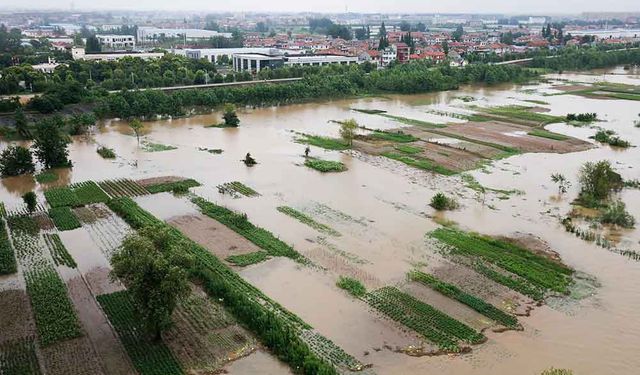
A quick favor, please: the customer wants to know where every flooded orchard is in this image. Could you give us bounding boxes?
[1,67,639,375]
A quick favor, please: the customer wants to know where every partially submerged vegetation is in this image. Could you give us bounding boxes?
[146,179,200,194]
[592,130,631,148]
[430,192,459,210]
[336,276,367,297]
[97,146,116,159]
[225,251,269,267]
[216,181,260,197]
[296,133,350,150]
[409,270,519,328]
[304,158,347,173]
[382,152,456,175]
[430,227,573,297]
[528,129,569,141]
[277,206,340,236]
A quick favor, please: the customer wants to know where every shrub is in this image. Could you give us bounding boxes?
[599,200,635,228]
[593,130,631,148]
[222,103,239,127]
[0,145,35,177]
[578,160,623,202]
[430,192,459,210]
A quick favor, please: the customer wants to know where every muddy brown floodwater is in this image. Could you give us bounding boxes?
[1,66,640,374]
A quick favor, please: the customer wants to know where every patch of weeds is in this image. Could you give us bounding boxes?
[35,170,58,183]
[304,158,347,173]
[141,141,177,152]
[336,276,366,297]
[225,251,269,266]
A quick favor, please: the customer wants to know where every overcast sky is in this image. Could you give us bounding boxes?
[5,0,640,14]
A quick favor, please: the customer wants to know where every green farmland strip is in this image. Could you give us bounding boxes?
[48,207,81,231]
[146,179,201,194]
[97,291,184,375]
[277,206,340,236]
[0,221,16,274]
[43,233,77,268]
[0,337,42,375]
[382,152,457,175]
[225,251,269,266]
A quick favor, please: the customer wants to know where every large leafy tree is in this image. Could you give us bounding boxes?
[110,225,191,340]
[32,116,71,169]
[339,118,358,146]
[0,145,35,176]
[578,160,623,202]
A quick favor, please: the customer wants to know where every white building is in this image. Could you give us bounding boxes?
[172,47,276,64]
[96,35,135,50]
[137,27,232,42]
[232,53,359,72]
[71,47,163,61]
[381,47,397,66]
[284,55,358,67]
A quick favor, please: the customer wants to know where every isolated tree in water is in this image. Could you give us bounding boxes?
[32,116,71,169]
[14,107,31,139]
[222,103,240,127]
[339,118,358,146]
[110,225,191,340]
[22,191,37,213]
[129,119,143,145]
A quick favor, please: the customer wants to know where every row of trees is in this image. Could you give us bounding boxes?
[93,61,535,119]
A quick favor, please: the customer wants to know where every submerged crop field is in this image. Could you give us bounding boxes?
[0,67,639,375]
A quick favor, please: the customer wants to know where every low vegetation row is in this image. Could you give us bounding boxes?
[277,206,341,237]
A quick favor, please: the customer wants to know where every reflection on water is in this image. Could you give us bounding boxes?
[1,68,639,374]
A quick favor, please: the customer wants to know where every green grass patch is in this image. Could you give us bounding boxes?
[336,276,366,297]
[528,129,569,141]
[378,114,446,128]
[295,133,350,150]
[141,142,177,152]
[146,179,201,194]
[394,144,422,154]
[25,265,83,346]
[522,99,550,105]
[97,291,184,375]
[44,181,109,208]
[191,196,304,261]
[225,251,268,266]
[35,170,58,183]
[472,262,544,301]
[48,207,81,231]
[97,146,116,159]
[0,222,16,275]
[409,270,519,328]
[43,233,76,268]
[304,158,347,173]
[368,130,418,143]
[277,206,340,236]
[381,152,456,175]
[430,227,573,295]
[365,286,484,352]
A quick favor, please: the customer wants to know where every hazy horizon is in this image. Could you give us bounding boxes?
[3,0,640,15]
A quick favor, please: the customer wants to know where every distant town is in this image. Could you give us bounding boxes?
[1,10,640,82]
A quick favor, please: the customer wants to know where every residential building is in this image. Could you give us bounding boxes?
[394,42,410,63]
[381,47,397,66]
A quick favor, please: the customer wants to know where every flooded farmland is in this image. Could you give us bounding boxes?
[1,66,640,375]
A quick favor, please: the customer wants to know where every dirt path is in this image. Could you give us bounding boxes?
[66,275,136,375]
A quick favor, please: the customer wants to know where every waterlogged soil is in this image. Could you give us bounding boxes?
[239,257,430,362]
[168,214,262,260]
[1,68,640,374]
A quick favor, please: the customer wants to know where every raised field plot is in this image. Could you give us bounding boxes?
[98,179,149,198]
[364,286,485,352]
[430,228,574,296]
[44,181,110,208]
[97,290,184,375]
[48,207,81,231]
[216,181,260,198]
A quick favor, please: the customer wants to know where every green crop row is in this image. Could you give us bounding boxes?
[409,270,519,328]
[472,262,545,301]
[335,276,366,298]
[368,130,419,143]
[216,181,260,197]
[146,179,201,194]
[43,233,77,268]
[225,251,269,267]
[431,228,573,294]
[105,196,342,374]
[191,196,304,261]
[295,133,351,150]
[527,129,569,141]
[25,264,83,346]
[0,337,42,375]
[97,291,184,375]
[48,207,81,231]
[277,206,340,237]
[0,221,17,274]
[44,187,81,208]
[99,179,149,198]
[7,215,39,236]
[365,287,485,351]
